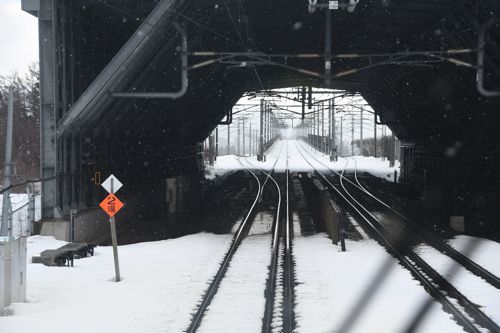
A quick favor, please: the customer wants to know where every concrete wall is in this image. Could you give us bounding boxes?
[40,220,69,241]
[311,179,342,244]
[73,208,109,244]
[1,237,27,312]
[39,208,110,244]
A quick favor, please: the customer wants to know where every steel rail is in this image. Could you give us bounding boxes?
[294,141,496,333]
[350,156,500,290]
[337,161,500,333]
[186,164,262,333]
[282,141,296,332]
[187,142,285,332]
[245,145,284,333]
[244,140,295,333]
[299,140,500,289]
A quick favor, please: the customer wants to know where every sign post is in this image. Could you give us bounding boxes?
[100,175,124,282]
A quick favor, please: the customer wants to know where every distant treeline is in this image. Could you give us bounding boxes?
[0,64,40,187]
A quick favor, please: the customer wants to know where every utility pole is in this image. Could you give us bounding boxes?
[1,87,14,237]
[328,101,331,155]
[237,120,241,156]
[259,99,264,161]
[340,116,343,157]
[316,106,320,149]
[351,114,355,156]
[249,123,252,156]
[242,117,245,157]
[227,124,230,155]
[324,7,332,86]
[360,109,364,156]
[321,102,325,153]
[215,127,218,161]
[331,98,336,160]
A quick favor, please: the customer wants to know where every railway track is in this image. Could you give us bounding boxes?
[185,162,263,333]
[243,141,296,333]
[186,142,296,333]
[294,140,500,333]
[299,140,500,290]
[349,157,500,290]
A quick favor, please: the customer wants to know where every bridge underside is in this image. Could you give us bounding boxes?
[26,0,500,239]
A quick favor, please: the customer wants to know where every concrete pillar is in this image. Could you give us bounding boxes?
[1,237,27,311]
[70,133,79,209]
[39,0,60,219]
[360,110,364,156]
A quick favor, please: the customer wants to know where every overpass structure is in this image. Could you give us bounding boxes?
[22,0,500,240]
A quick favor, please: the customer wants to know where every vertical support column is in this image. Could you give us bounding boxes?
[331,98,336,160]
[328,101,331,155]
[360,109,364,156]
[237,120,240,156]
[324,6,332,86]
[242,118,245,157]
[70,133,79,209]
[39,0,60,219]
[374,116,377,158]
[315,106,319,149]
[62,135,71,217]
[390,134,396,167]
[351,114,354,156]
[1,88,14,236]
[215,127,218,161]
[249,123,252,156]
[321,102,325,153]
[208,134,214,166]
[227,124,230,155]
[340,116,343,157]
[259,99,264,161]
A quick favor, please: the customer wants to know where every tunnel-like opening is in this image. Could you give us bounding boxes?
[35,0,500,242]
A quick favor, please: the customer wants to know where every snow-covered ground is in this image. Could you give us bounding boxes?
[5,232,499,332]
[1,234,232,333]
[2,139,499,332]
[294,235,466,333]
[206,139,400,182]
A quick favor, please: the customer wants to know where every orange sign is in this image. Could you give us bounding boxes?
[99,194,124,217]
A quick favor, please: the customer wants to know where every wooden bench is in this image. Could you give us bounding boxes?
[32,243,97,267]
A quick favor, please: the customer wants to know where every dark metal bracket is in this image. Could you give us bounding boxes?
[111,23,188,99]
[219,108,233,125]
[476,19,500,98]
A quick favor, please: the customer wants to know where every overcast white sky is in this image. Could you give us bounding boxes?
[0,0,38,76]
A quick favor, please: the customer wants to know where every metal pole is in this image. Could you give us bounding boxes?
[1,87,14,237]
[328,101,331,154]
[316,106,320,149]
[360,109,364,156]
[374,119,377,158]
[324,6,332,86]
[242,118,246,157]
[227,124,230,155]
[215,127,218,160]
[351,114,355,156]
[321,102,325,152]
[249,123,252,156]
[259,99,264,161]
[332,98,336,160]
[237,120,241,156]
[109,178,121,282]
[340,116,343,157]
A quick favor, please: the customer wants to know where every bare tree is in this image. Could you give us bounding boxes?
[0,63,40,188]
